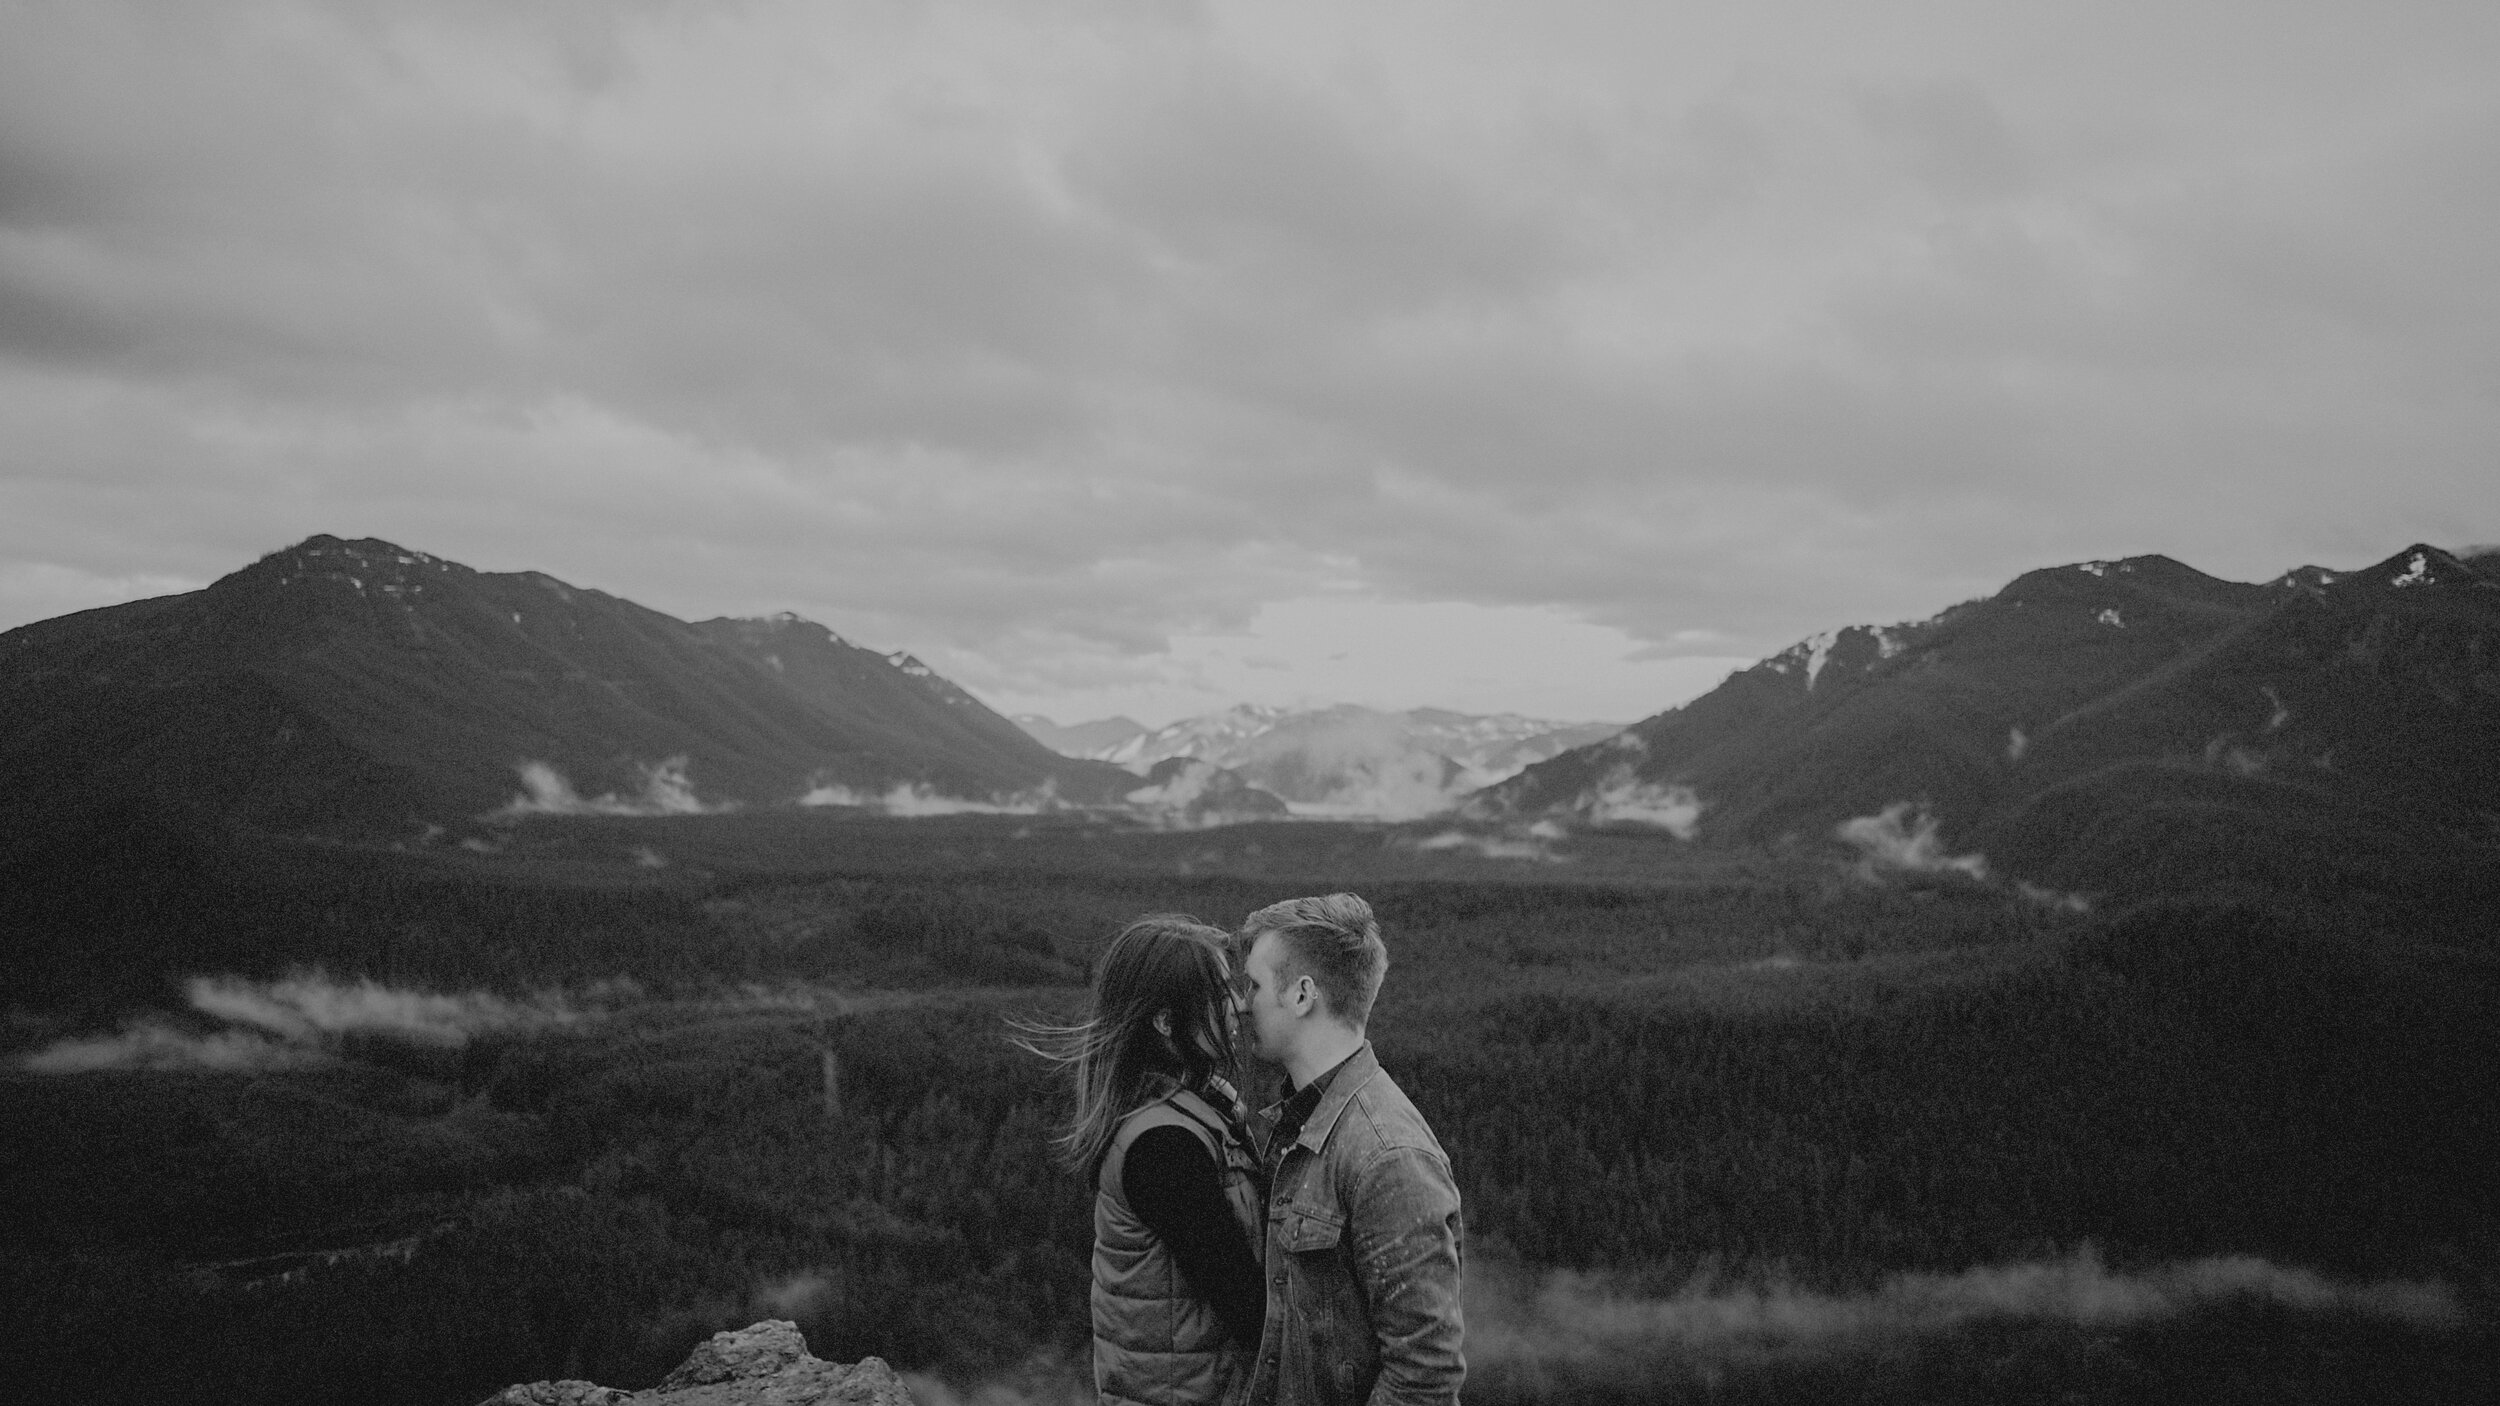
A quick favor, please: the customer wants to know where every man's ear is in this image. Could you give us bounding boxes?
[1152,1010,1173,1037]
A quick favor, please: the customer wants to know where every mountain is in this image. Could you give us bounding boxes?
[1476,545,2500,907]
[0,535,1133,844]
[1032,703,1620,817]
[1011,714,1148,757]
[1120,757,1292,825]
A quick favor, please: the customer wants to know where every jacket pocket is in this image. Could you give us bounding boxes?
[1274,1200,1344,1254]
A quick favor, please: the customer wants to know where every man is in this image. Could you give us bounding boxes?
[1234,893,1464,1406]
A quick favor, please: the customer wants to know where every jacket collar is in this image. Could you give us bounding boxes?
[1268,1040,1380,1157]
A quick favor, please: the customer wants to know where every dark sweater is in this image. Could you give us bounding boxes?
[1125,1124,1266,1347]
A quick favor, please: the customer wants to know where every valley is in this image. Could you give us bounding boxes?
[5,812,2496,1404]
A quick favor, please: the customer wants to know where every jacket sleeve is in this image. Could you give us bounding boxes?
[1349,1144,1465,1406]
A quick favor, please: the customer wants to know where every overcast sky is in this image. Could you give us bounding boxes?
[3,1,2493,726]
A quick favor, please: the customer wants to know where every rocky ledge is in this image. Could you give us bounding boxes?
[480,1320,913,1406]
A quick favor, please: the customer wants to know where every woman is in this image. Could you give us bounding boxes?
[1019,915,1267,1405]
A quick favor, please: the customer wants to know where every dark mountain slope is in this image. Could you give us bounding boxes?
[1988,547,2500,898]
[1480,545,2500,907]
[1484,555,2268,837]
[0,536,1125,845]
[688,614,1123,800]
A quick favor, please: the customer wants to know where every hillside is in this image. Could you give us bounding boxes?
[1477,545,2500,907]
[0,536,1132,847]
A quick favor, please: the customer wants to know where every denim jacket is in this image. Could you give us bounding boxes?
[1247,1043,1464,1406]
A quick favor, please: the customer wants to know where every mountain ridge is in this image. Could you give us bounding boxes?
[0,535,1134,844]
[1477,544,2500,908]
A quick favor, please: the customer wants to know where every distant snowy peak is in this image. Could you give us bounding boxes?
[1094,704,1613,774]
[1035,703,1620,818]
[1100,703,1295,770]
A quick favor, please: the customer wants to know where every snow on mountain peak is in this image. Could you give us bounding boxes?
[1801,629,1840,688]
[1052,703,1619,818]
[2354,545,2496,593]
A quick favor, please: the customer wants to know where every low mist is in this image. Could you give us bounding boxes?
[17,1022,325,1074]
[497,757,733,817]
[1274,752,1473,821]
[1403,829,1564,863]
[1582,765,1704,838]
[1118,762,1254,824]
[187,973,571,1047]
[13,973,579,1074]
[800,781,1056,816]
[1835,802,1987,879]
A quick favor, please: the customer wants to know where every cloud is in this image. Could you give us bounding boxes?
[1836,802,1988,880]
[798,781,1058,817]
[1580,767,1704,838]
[1116,761,1229,813]
[2016,880,2092,913]
[16,1021,327,1074]
[14,972,577,1073]
[185,972,571,1048]
[496,758,733,817]
[1402,829,1562,863]
[3,2,2496,726]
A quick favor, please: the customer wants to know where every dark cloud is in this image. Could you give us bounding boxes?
[1072,60,1561,316]
[1858,80,2031,201]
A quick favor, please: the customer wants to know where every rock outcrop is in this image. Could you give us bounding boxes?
[480,1320,914,1406]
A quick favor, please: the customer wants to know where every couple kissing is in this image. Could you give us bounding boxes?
[1021,894,1465,1406]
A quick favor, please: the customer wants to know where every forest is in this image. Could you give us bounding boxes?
[4,809,2496,1403]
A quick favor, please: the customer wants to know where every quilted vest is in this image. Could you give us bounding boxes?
[1092,1086,1265,1406]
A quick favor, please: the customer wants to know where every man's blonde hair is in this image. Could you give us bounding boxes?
[1243,892,1388,1029]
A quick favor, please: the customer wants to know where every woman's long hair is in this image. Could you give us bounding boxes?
[1014,913,1239,1177]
